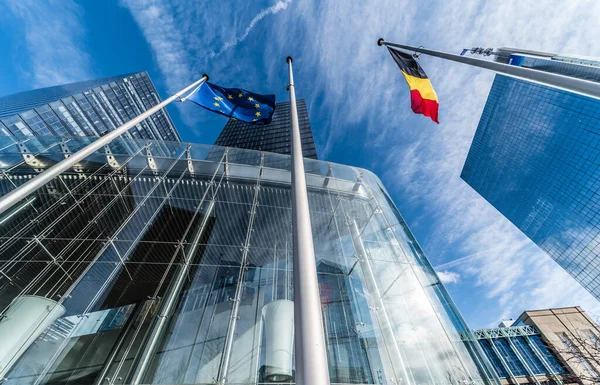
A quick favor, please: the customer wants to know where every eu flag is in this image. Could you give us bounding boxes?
[186,82,276,125]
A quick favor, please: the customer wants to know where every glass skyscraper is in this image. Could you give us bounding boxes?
[215,99,318,159]
[461,50,600,300]
[492,47,600,82]
[0,134,498,385]
[0,72,180,142]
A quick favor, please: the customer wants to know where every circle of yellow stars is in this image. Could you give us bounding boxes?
[212,93,264,120]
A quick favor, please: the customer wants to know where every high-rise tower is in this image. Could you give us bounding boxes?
[461,49,600,299]
[0,71,180,142]
[214,99,318,159]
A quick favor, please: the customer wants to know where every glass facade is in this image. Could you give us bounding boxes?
[0,135,497,385]
[461,54,600,301]
[215,99,318,159]
[0,72,180,142]
[493,48,600,82]
[473,326,567,381]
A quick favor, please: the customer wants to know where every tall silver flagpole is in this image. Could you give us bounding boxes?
[378,38,600,100]
[0,74,209,217]
[286,56,331,385]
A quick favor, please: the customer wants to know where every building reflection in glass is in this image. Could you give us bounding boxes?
[0,136,498,385]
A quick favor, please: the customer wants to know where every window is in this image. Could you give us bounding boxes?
[2,116,33,137]
[20,110,52,135]
[492,338,527,376]
[529,335,566,374]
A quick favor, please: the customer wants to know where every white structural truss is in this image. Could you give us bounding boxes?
[472,326,539,339]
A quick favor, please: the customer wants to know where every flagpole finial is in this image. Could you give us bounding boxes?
[377,38,385,46]
[202,73,209,81]
[286,56,293,63]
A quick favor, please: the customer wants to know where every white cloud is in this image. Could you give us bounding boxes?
[209,0,292,58]
[123,0,600,327]
[120,0,294,135]
[437,270,461,284]
[119,1,193,95]
[264,0,600,326]
[4,0,93,87]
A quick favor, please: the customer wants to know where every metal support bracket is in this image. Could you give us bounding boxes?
[146,146,158,174]
[186,145,194,175]
[104,145,120,169]
[17,142,44,173]
[60,141,84,172]
[59,141,71,159]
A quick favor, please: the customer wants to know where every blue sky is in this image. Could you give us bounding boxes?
[2,0,600,328]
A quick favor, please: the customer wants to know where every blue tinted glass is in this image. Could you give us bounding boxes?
[491,338,527,376]
[479,340,508,378]
[512,337,546,375]
[529,335,566,374]
[0,72,179,142]
[462,72,600,300]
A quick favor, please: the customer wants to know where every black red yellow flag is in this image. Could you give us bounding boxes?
[387,47,439,123]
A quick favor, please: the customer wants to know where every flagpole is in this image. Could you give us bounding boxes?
[286,56,331,385]
[0,74,208,217]
[378,38,600,100]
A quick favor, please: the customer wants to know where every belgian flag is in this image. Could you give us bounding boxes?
[387,47,439,123]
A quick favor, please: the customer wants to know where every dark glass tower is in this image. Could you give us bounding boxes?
[214,99,318,159]
[0,71,180,142]
[461,50,600,299]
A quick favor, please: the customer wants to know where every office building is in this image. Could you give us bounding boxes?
[473,306,600,385]
[0,134,498,385]
[520,307,600,384]
[0,71,180,142]
[491,48,600,82]
[461,50,600,300]
[473,325,571,385]
[215,99,318,159]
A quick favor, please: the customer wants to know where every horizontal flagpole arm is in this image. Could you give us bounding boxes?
[0,74,208,217]
[378,39,600,100]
